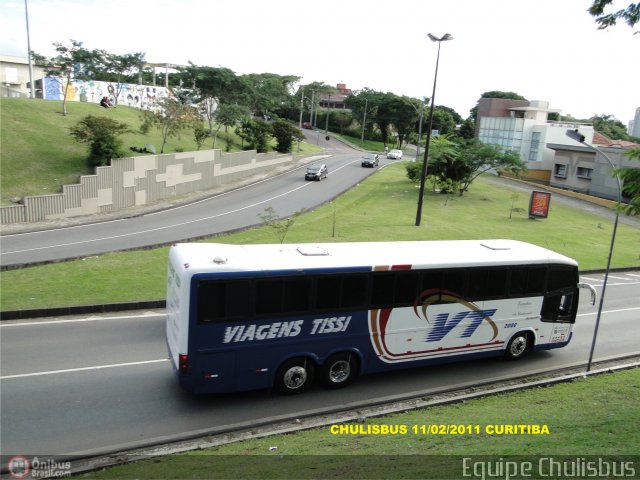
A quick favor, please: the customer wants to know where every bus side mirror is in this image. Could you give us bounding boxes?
[578,283,597,305]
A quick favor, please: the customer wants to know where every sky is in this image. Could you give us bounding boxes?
[1,0,638,124]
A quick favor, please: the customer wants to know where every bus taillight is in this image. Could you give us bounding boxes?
[179,354,191,373]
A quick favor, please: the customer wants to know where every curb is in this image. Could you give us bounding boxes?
[0,300,165,321]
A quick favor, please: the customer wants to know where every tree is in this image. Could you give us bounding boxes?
[193,125,209,150]
[454,141,527,194]
[139,98,202,153]
[406,137,527,196]
[271,119,304,153]
[458,118,476,139]
[588,0,639,30]
[470,91,527,120]
[386,96,420,148]
[257,206,302,243]
[405,135,457,184]
[241,73,300,117]
[32,39,94,115]
[296,82,333,126]
[69,115,130,166]
[237,119,272,153]
[344,88,381,140]
[100,52,146,104]
[619,148,640,215]
[180,65,245,137]
[590,114,639,142]
[369,91,400,146]
[215,103,250,150]
[430,107,458,137]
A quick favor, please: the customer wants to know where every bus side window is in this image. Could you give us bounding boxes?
[283,278,311,314]
[198,279,252,323]
[542,266,578,323]
[468,269,487,301]
[341,275,368,308]
[371,273,395,308]
[198,281,226,323]
[394,272,420,305]
[225,279,253,320]
[255,279,283,315]
[441,269,467,300]
[316,274,367,311]
[421,270,443,302]
[509,267,546,297]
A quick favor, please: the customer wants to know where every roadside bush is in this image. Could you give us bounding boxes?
[69,115,130,166]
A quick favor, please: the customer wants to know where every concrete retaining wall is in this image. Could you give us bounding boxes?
[1,149,292,225]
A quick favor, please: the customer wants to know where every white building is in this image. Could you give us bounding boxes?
[630,107,640,138]
[476,97,637,202]
[0,55,46,98]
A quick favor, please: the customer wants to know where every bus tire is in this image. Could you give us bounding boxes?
[274,357,314,394]
[504,331,531,361]
[319,352,358,389]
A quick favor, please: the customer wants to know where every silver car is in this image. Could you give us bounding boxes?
[386,149,403,159]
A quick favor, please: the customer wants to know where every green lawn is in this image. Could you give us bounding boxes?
[1,163,638,311]
[0,97,322,204]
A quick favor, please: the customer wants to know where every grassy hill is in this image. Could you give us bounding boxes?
[0,97,319,205]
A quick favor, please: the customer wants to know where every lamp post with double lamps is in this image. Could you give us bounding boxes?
[566,128,622,372]
[415,33,453,226]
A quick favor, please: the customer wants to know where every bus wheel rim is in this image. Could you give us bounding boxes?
[284,366,307,389]
[329,360,350,383]
[511,336,527,356]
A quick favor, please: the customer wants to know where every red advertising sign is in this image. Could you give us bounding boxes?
[529,191,551,219]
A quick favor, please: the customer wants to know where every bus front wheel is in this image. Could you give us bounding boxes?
[504,332,531,360]
[274,357,315,394]
[320,352,358,389]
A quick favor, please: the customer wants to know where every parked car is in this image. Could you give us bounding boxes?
[361,153,379,168]
[302,122,313,129]
[386,149,403,159]
[305,163,328,181]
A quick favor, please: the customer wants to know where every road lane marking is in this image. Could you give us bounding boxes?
[0,359,169,380]
[1,183,313,255]
[0,313,163,327]
[577,306,640,317]
[0,160,358,256]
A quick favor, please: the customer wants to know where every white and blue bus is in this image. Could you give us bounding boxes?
[166,240,584,395]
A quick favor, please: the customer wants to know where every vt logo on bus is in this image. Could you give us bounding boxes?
[414,289,498,343]
[369,282,501,363]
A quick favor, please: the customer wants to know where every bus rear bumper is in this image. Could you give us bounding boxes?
[534,332,573,351]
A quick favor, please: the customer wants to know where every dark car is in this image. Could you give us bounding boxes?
[302,122,313,129]
[361,153,379,168]
[305,163,328,181]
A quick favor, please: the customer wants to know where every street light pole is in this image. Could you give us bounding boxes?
[325,93,332,134]
[412,98,425,164]
[298,89,305,130]
[24,0,35,99]
[415,33,453,227]
[310,89,316,126]
[566,129,622,372]
[360,97,368,144]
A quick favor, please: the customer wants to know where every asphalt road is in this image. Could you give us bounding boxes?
[0,131,374,267]
[1,271,639,457]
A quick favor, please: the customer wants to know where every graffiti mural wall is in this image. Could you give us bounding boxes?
[41,77,171,110]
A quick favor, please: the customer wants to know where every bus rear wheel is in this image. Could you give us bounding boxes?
[504,331,531,360]
[274,357,314,394]
[320,352,358,389]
